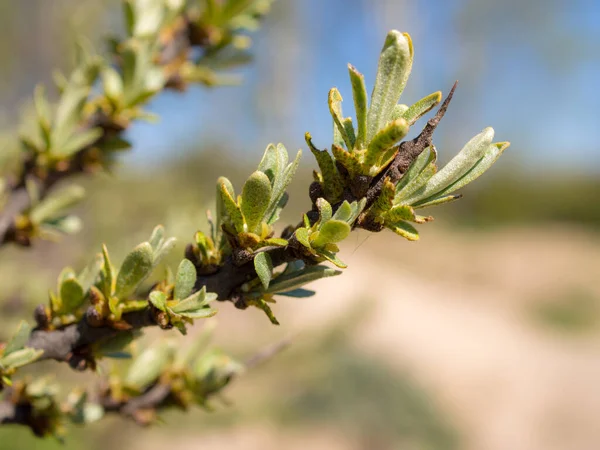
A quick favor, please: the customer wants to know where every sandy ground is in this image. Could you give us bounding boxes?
[133,225,600,450]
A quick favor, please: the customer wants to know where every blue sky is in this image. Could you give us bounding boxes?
[124,0,600,173]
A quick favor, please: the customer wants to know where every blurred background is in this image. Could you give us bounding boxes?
[1,0,599,449]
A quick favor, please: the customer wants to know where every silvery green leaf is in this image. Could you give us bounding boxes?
[266,191,288,226]
[60,277,86,313]
[385,205,416,223]
[266,265,341,293]
[29,184,85,224]
[332,200,352,223]
[176,308,217,319]
[403,127,496,204]
[54,127,103,158]
[367,31,413,142]
[316,198,332,225]
[348,64,368,148]
[78,254,103,292]
[391,104,409,121]
[401,91,442,126]
[52,85,90,148]
[149,291,167,312]
[294,227,311,249]
[395,146,436,196]
[4,321,32,355]
[133,0,165,37]
[148,225,165,252]
[241,171,272,233]
[152,236,176,265]
[413,141,510,206]
[412,194,461,209]
[171,287,216,313]
[42,215,82,235]
[115,242,154,299]
[276,288,315,298]
[0,348,43,370]
[125,342,174,390]
[319,249,348,268]
[257,144,278,183]
[365,118,409,168]
[312,220,350,247]
[386,220,419,241]
[175,259,197,300]
[348,198,367,223]
[254,251,273,289]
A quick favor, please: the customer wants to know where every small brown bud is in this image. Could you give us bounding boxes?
[33,304,51,329]
[85,307,104,327]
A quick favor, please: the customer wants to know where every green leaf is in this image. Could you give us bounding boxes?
[401,91,442,126]
[218,177,244,233]
[148,225,165,252]
[294,227,311,249]
[254,252,273,289]
[276,288,315,298]
[319,249,348,268]
[78,254,103,293]
[34,85,52,138]
[316,198,332,224]
[4,321,32,356]
[30,185,85,224]
[102,67,124,102]
[175,259,197,300]
[114,242,154,299]
[152,236,176,266]
[266,265,341,293]
[60,277,86,313]
[100,244,114,296]
[403,128,496,204]
[171,287,216,313]
[386,220,419,241]
[305,133,343,202]
[54,127,103,158]
[385,205,416,223]
[348,64,368,148]
[414,141,510,206]
[176,308,217,319]
[311,220,351,248]
[332,200,352,223]
[125,342,174,390]
[53,85,90,149]
[328,88,354,150]
[257,144,278,183]
[241,171,272,233]
[412,194,461,209]
[0,348,43,370]
[149,291,167,312]
[367,31,413,142]
[365,118,409,168]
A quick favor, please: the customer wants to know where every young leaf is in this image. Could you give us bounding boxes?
[241,171,272,233]
[59,277,86,313]
[348,64,368,148]
[4,321,33,356]
[365,118,409,168]
[125,342,174,390]
[0,348,43,370]
[316,198,333,224]
[218,177,244,233]
[174,259,197,300]
[29,185,85,224]
[171,287,216,314]
[401,91,442,125]
[394,146,436,195]
[54,128,103,158]
[311,220,351,248]
[386,220,419,241]
[276,288,316,298]
[328,88,354,150]
[148,225,165,252]
[254,252,273,289]
[305,133,343,201]
[403,127,495,204]
[149,291,167,312]
[114,242,154,299]
[366,31,413,142]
